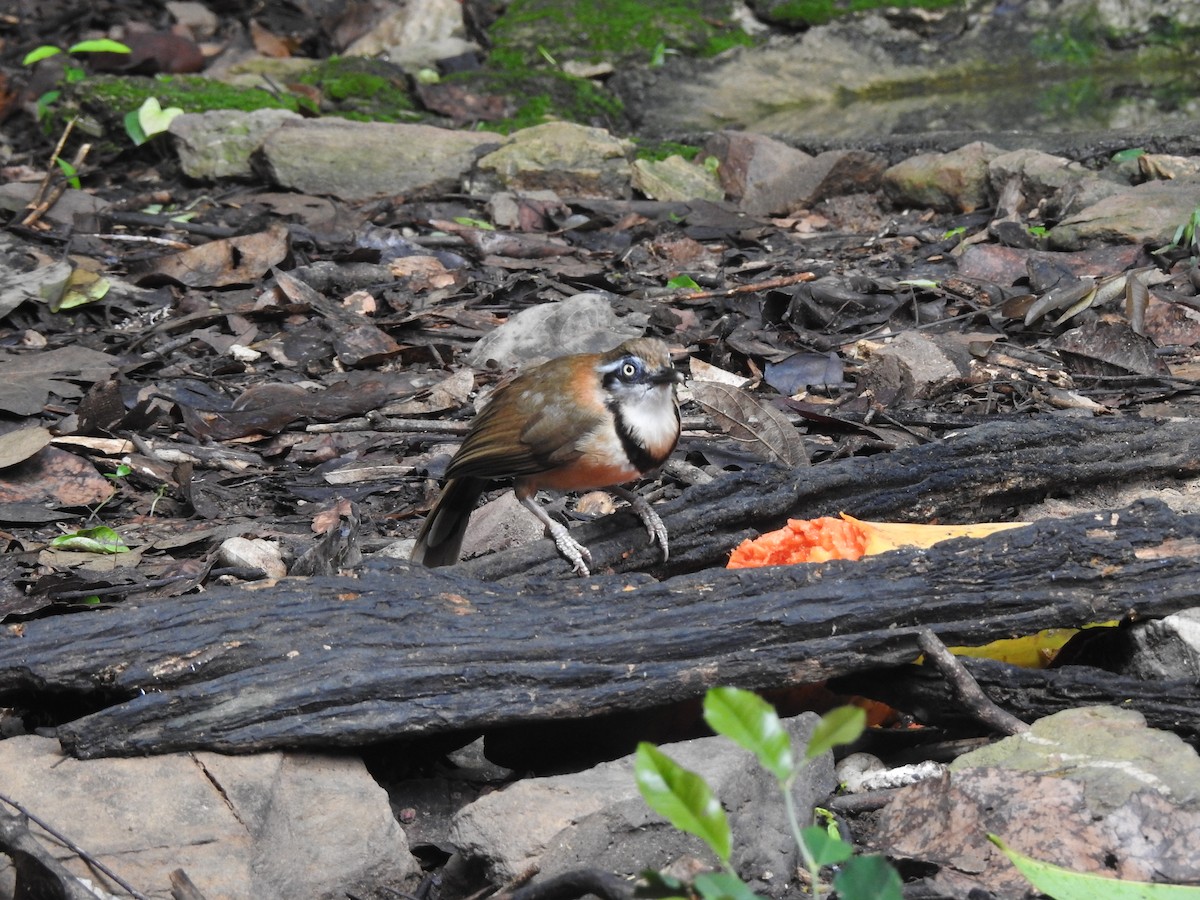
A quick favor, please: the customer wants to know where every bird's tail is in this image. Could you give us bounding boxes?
[410,477,487,567]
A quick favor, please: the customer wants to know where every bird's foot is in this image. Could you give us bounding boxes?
[544,518,593,576]
[521,495,593,576]
[613,487,669,562]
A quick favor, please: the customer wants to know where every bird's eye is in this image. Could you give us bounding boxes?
[621,361,639,379]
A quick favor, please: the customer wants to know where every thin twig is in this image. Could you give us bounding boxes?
[0,791,152,899]
[916,628,1029,735]
[677,271,816,301]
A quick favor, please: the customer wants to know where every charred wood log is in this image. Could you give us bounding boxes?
[833,656,1200,746]
[459,415,1200,580]
[1,497,1199,758]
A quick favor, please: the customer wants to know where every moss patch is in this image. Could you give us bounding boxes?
[752,0,962,29]
[488,0,754,69]
[293,56,419,122]
[633,139,702,162]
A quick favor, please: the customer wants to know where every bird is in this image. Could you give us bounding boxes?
[411,336,684,576]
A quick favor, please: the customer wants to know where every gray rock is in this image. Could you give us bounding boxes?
[0,735,415,900]
[873,707,1200,897]
[465,293,645,369]
[1048,176,1200,250]
[344,0,480,69]
[1115,607,1200,679]
[703,131,815,216]
[262,118,501,200]
[950,706,1200,814]
[882,141,1003,212]
[468,121,634,199]
[169,108,300,180]
[447,713,834,897]
[986,148,1091,208]
[631,155,724,203]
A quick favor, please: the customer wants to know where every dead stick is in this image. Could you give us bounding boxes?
[0,791,151,899]
[678,271,816,301]
[21,120,81,229]
[169,868,209,900]
[916,629,1029,735]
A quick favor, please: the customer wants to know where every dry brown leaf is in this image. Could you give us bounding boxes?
[139,224,289,288]
[689,380,808,467]
[0,426,51,468]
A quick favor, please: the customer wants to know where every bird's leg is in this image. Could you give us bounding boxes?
[519,495,593,576]
[611,486,669,562]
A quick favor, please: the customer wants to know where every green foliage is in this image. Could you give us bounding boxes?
[806,706,866,761]
[22,39,131,67]
[667,275,701,290]
[124,96,184,145]
[1111,148,1147,163]
[49,525,128,554]
[990,835,1200,899]
[635,742,732,864]
[703,686,794,781]
[635,687,899,900]
[23,40,132,125]
[1155,205,1200,258]
[53,156,81,190]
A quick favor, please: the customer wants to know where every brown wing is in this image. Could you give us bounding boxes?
[444,354,602,481]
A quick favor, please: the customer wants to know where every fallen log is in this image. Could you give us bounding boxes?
[833,656,1200,746]
[459,414,1200,580]
[1,496,1199,758]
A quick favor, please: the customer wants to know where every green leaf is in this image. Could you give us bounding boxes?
[832,855,903,900]
[635,742,731,864]
[54,157,81,190]
[453,216,495,230]
[105,463,132,480]
[990,835,1200,899]
[943,226,966,239]
[693,871,760,900]
[124,109,148,146]
[1111,147,1146,163]
[23,46,63,66]
[800,826,854,867]
[667,274,700,290]
[53,268,111,312]
[68,39,132,54]
[137,97,184,138]
[650,41,667,67]
[35,90,61,122]
[49,526,129,554]
[703,687,794,783]
[805,706,866,760]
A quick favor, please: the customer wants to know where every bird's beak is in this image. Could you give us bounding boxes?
[652,368,685,385]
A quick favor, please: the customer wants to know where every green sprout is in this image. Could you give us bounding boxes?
[23,40,131,123]
[635,687,902,900]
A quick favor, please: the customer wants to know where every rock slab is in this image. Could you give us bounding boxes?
[0,735,415,899]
